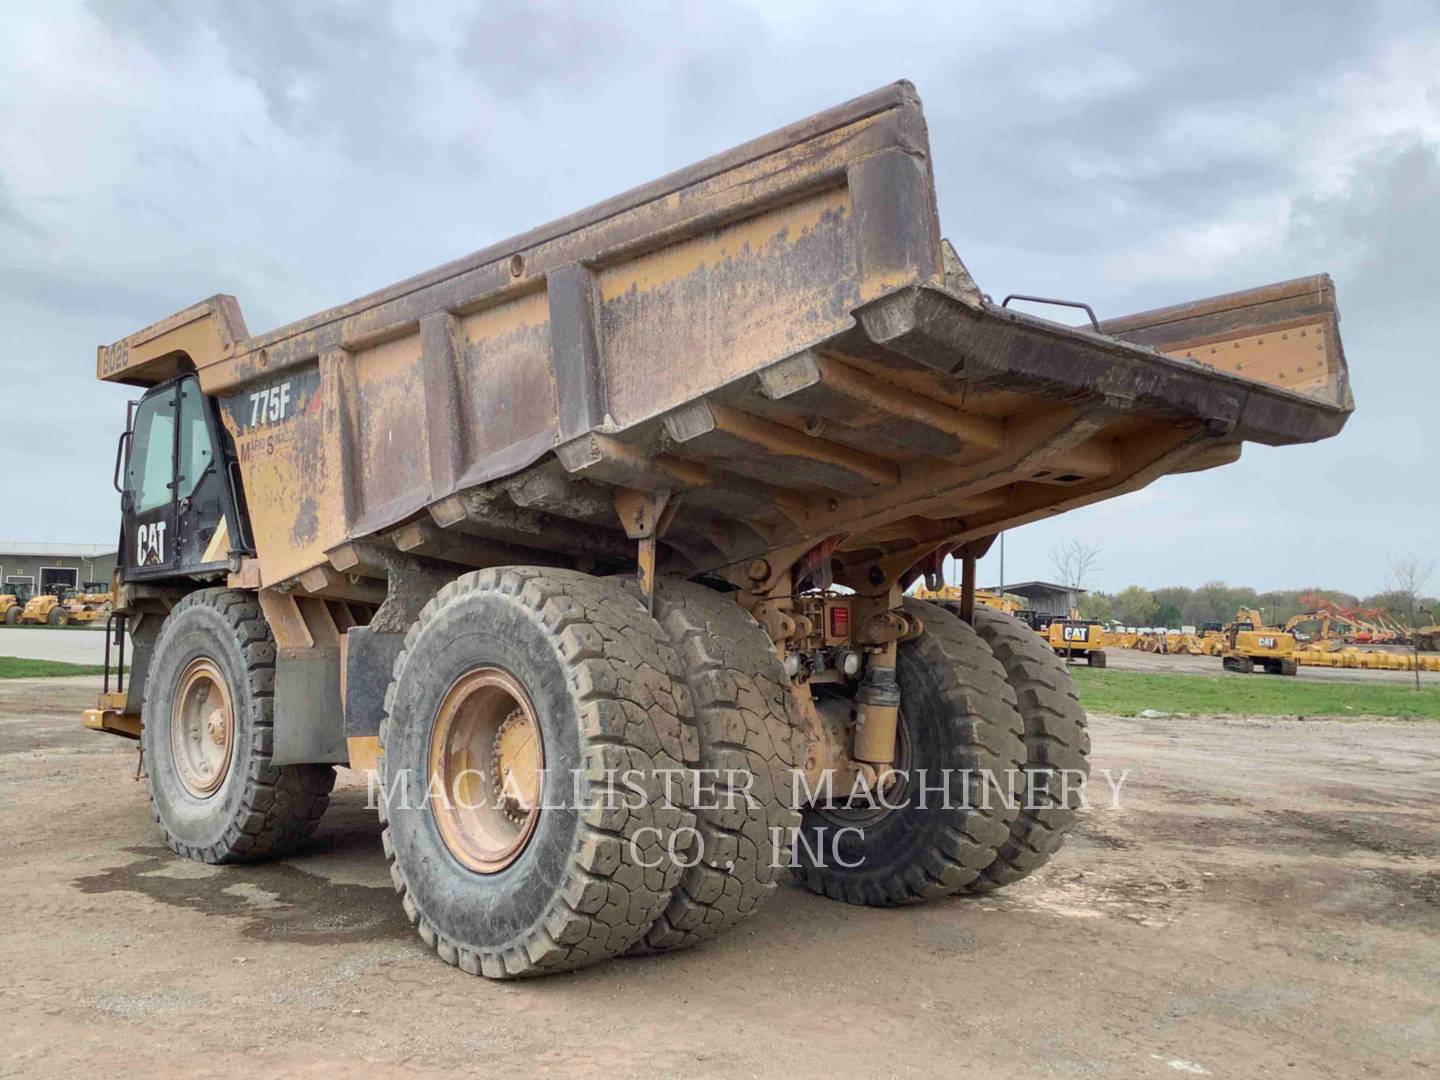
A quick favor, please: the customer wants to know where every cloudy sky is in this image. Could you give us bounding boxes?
[2,1,1435,595]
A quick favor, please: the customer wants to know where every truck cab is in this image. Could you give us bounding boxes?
[118,374,247,582]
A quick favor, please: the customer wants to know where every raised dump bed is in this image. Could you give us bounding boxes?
[98,82,1350,592]
[89,82,1352,980]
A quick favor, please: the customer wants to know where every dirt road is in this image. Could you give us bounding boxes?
[2,677,1436,1078]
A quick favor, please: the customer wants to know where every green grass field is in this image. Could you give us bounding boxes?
[1073,667,1440,720]
[0,656,112,679]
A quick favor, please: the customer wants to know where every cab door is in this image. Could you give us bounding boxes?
[173,375,235,571]
[121,382,180,579]
[120,375,240,581]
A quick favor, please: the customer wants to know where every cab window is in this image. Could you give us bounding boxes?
[127,388,177,513]
[177,379,216,499]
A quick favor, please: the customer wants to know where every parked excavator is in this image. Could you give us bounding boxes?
[1222,607,1298,675]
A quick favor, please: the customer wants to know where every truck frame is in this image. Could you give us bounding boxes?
[86,82,1351,978]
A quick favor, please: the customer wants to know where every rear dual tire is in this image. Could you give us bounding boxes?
[968,606,1091,891]
[378,568,702,979]
[631,579,804,953]
[791,599,1027,905]
[379,570,806,977]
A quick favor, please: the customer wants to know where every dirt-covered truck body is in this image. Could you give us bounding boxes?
[87,82,1351,978]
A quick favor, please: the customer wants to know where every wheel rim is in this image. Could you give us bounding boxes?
[428,666,544,874]
[170,658,235,799]
[811,707,915,827]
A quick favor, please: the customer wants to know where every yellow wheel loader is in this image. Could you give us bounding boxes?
[83,82,1351,979]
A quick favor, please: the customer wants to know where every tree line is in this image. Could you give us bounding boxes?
[1076,581,1440,630]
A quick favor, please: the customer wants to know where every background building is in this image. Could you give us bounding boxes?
[0,542,117,596]
[986,580,1085,618]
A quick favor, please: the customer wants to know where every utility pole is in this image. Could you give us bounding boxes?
[1418,606,1432,691]
[999,531,1005,603]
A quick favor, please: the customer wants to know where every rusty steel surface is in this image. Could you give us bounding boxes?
[94,81,1353,597]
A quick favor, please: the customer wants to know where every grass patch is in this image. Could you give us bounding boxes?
[1073,667,1440,720]
[0,656,112,679]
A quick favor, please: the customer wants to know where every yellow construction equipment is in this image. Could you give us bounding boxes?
[18,590,72,627]
[62,583,113,624]
[912,584,1024,616]
[1038,618,1108,666]
[1296,646,1440,672]
[1221,607,1298,675]
[0,583,30,626]
[82,82,1352,979]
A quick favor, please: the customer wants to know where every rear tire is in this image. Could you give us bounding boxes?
[4,607,18,625]
[969,606,1091,891]
[792,599,1025,906]
[142,589,335,863]
[631,580,804,953]
[378,567,697,979]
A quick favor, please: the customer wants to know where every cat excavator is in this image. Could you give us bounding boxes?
[1222,607,1298,675]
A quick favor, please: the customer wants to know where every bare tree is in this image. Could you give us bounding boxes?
[1051,539,1103,615]
[1387,552,1436,689]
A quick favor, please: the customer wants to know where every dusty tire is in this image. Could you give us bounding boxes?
[377,567,697,979]
[791,599,1025,906]
[1087,649,1107,668]
[4,607,18,625]
[630,579,804,953]
[968,605,1092,892]
[142,589,335,863]
[47,607,67,626]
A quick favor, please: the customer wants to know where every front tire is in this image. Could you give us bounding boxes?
[792,599,1025,906]
[142,589,335,863]
[378,567,697,979]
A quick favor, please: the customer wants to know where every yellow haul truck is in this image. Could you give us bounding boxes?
[85,83,1351,979]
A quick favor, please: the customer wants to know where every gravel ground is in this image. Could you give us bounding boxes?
[1,677,1436,1078]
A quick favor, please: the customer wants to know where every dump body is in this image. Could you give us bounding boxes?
[97,81,1351,601]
